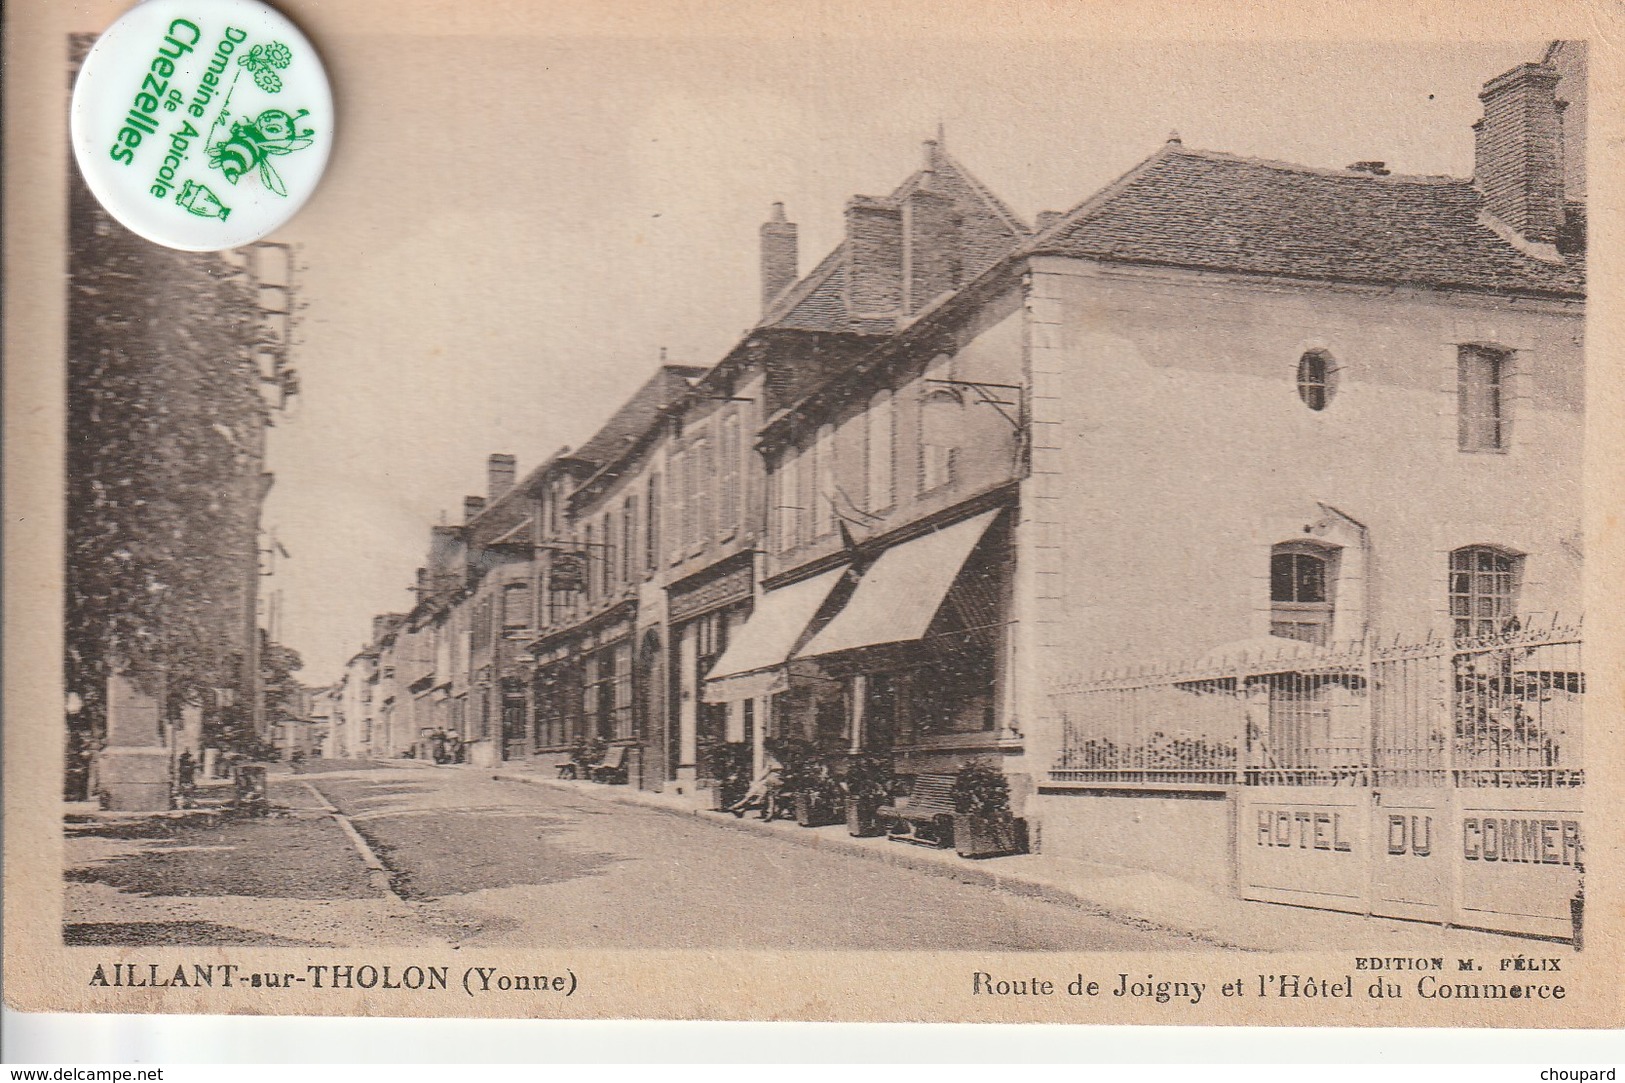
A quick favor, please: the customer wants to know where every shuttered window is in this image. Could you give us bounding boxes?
[865,389,894,512]
[1458,345,1508,452]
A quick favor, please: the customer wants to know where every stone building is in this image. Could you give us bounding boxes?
[705,140,1031,783]
[340,44,1586,938]
[525,364,706,785]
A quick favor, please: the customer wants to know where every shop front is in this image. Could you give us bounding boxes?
[789,508,1012,776]
[526,602,637,770]
[701,564,850,777]
[667,557,757,789]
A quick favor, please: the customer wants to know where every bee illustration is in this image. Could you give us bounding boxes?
[207,108,315,197]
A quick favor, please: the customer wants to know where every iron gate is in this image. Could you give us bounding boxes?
[1051,619,1584,937]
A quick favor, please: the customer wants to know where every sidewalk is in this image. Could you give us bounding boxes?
[487,763,1567,955]
[64,772,429,947]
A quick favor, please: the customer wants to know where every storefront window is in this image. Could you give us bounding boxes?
[612,641,634,740]
[533,662,581,750]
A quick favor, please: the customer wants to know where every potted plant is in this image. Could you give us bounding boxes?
[797,767,845,828]
[702,739,754,811]
[949,759,1022,858]
[840,753,895,837]
[777,739,843,827]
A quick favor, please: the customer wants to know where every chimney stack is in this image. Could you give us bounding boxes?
[844,195,904,319]
[1474,61,1564,245]
[760,202,799,314]
[902,166,960,314]
[463,495,486,522]
[487,453,517,500]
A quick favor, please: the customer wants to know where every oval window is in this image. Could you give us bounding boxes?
[1297,350,1335,410]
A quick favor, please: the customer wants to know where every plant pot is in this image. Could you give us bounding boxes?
[794,791,841,827]
[953,812,1021,858]
[846,796,885,837]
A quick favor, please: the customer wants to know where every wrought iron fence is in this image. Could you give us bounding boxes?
[1049,617,1582,790]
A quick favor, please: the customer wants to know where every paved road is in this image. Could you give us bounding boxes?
[302,762,1188,951]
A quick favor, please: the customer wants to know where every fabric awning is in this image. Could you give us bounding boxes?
[702,667,790,705]
[794,509,999,661]
[701,565,847,702]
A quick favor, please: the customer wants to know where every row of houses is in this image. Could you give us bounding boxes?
[328,44,1586,938]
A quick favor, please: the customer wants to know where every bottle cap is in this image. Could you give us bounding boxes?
[70,0,332,251]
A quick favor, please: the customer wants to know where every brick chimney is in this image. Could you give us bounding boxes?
[487,453,516,500]
[903,161,960,315]
[760,203,798,314]
[844,195,903,319]
[1474,61,1564,245]
[463,495,486,522]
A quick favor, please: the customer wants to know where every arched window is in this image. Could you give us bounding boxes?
[865,389,894,512]
[918,388,961,493]
[1271,542,1336,645]
[1296,350,1335,411]
[1449,546,1520,639]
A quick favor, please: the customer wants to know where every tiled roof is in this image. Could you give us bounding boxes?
[1030,143,1584,299]
[572,363,708,465]
[770,247,851,333]
[761,142,1031,333]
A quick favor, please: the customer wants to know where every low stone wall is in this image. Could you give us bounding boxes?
[1032,787,1234,892]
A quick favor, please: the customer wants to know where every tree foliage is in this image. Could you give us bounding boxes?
[65,174,270,745]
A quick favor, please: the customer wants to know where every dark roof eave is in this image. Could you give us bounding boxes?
[1024,247,1586,302]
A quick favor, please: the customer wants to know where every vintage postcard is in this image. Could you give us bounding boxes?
[4,0,1622,1028]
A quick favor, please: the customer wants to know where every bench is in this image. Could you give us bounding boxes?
[554,759,578,780]
[877,772,956,848]
[591,744,628,784]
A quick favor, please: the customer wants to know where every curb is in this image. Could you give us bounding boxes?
[298,781,436,923]
[490,770,1247,949]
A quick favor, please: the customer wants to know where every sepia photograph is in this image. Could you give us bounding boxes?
[5,0,1619,1030]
